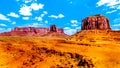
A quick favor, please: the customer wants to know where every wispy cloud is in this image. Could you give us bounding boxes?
[106,10,117,14]
[28,23,45,27]
[0,14,10,21]
[11,21,16,25]
[112,24,120,27]
[17,0,37,3]
[24,0,32,3]
[7,12,19,18]
[113,18,120,23]
[97,0,120,8]
[0,23,7,27]
[96,0,120,14]
[22,17,29,20]
[49,14,64,19]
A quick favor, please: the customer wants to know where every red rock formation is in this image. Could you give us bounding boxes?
[42,25,68,38]
[0,25,67,37]
[81,14,111,30]
[50,24,57,32]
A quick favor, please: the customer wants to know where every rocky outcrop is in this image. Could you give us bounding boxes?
[50,24,57,32]
[0,25,66,37]
[81,14,111,30]
[42,24,68,38]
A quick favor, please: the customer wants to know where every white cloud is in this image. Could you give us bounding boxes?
[64,27,77,35]
[23,17,29,20]
[19,5,32,16]
[71,24,78,27]
[35,17,42,21]
[40,11,48,17]
[30,3,44,10]
[45,20,48,24]
[70,20,79,27]
[28,23,45,27]
[7,12,19,18]
[0,23,7,27]
[43,11,48,14]
[49,15,58,18]
[37,17,42,21]
[106,10,117,14]
[0,14,10,21]
[40,14,45,17]
[19,3,44,16]
[49,14,64,19]
[34,11,48,21]
[71,20,78,24]
[12,21,16,25]
[58,14,64,18]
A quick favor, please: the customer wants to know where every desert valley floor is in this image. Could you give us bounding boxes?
[0,30,120,68]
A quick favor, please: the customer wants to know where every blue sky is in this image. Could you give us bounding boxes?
[0,0,120,35]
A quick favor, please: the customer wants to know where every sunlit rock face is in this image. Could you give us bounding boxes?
[81,14,111,30]
[0,24,65,36]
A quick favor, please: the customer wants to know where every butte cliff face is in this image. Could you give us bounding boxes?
[70,14,113,41]
[0,24,67,37]
[81,14,111,30]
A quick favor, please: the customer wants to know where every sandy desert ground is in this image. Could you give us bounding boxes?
[0,30,120,68]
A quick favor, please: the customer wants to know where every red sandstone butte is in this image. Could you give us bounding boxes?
[81,14,111,30]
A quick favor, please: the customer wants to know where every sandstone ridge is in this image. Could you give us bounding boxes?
[0,24,67,37]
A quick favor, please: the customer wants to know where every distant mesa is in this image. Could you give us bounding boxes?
[81,14,111,30]
[0,24,68,37]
